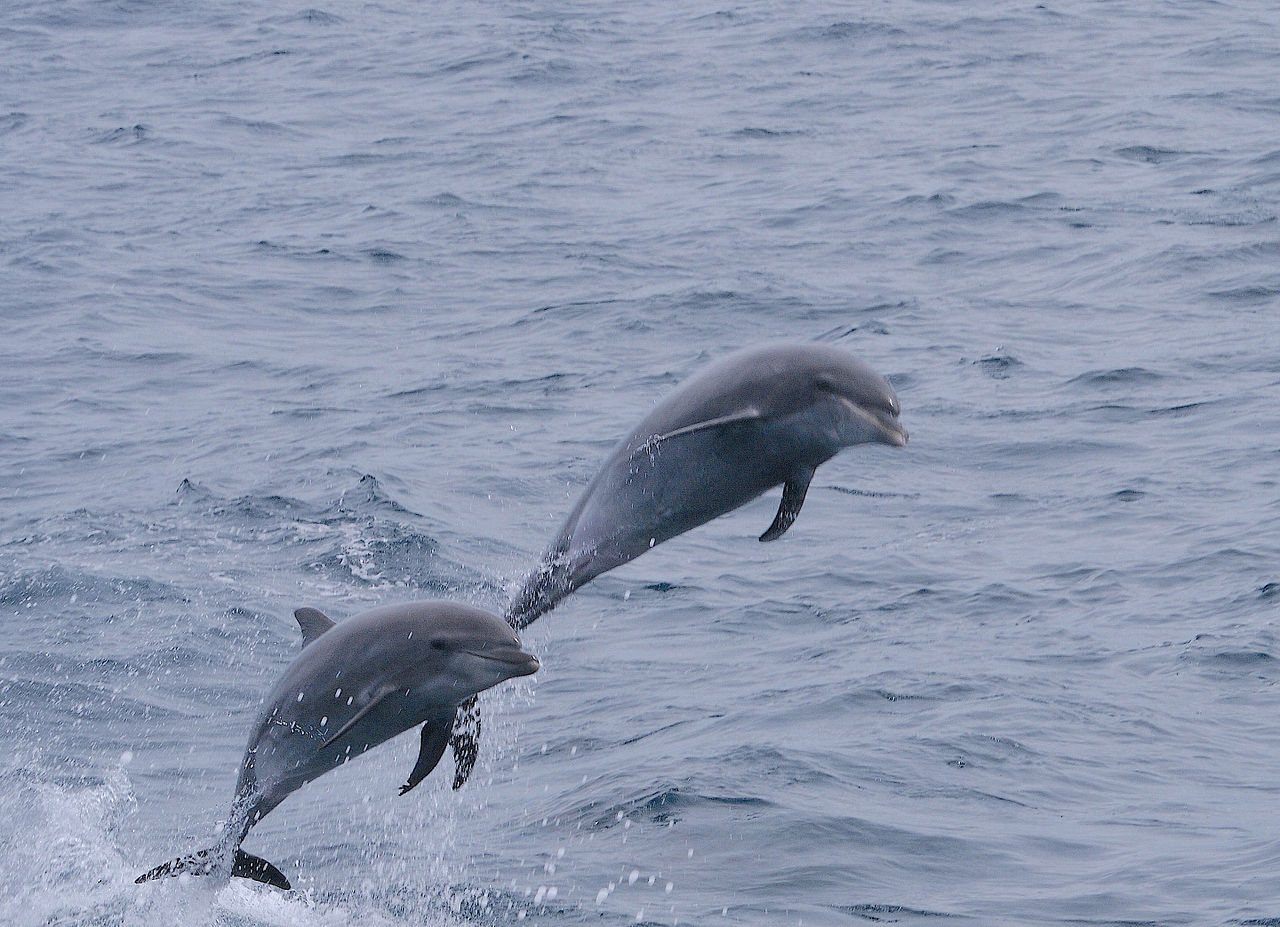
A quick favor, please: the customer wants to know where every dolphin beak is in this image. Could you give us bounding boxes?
[465,646,540,677]
[511,652,540,676]
[870,404,908,446]
[837,395,909,448]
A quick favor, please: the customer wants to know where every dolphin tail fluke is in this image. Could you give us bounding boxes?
[448,696,482,790]
[447,553,564,790]
[135,847,291,891]
[232,850,291,890]
[447,546,571,791]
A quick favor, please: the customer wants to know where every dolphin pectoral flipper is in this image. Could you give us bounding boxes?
[630,408,762,459]
[399,708,456,795]
[449,695,481,790]
[759,466,815,542]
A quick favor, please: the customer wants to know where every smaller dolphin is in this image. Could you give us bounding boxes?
[136,601,538,890]
[449,342,907,787]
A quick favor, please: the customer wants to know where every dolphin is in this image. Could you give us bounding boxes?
[136,601,539,890]
[449,342,907,786]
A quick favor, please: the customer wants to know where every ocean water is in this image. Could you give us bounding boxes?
[3,0,1279,924]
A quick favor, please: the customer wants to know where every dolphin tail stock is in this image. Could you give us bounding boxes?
[135,846,291,891]
[504,550,575,632]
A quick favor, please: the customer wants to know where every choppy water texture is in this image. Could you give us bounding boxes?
[3,1,1280,925]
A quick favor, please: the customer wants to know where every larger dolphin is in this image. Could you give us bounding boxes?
[449,342,906,785]
[137,601,538,890]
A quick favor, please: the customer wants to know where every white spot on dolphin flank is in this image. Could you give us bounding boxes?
[297,691,304,702]
[335,688,342,698]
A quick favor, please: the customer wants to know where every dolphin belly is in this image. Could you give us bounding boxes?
[562,418,801,588]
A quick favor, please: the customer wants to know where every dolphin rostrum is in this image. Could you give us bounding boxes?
[137,601,539,890]
[449,342,907,786]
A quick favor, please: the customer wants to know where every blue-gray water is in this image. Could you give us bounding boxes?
[3,1,1279,925]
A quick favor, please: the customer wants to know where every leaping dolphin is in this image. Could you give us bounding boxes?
[449,342,907,786]
[137,601,539,890]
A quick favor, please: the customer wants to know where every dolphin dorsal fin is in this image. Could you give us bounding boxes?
[294,607,336,646]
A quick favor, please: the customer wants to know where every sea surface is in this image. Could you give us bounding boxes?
[3,1,1279,925]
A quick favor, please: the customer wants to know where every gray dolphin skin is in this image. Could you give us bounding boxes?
[448,342,907,787]
[136,601,538,890]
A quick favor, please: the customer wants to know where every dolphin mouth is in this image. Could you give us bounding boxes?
[838,396,909,447]
[868,405,908,446]
[882,419,909,447]
[464,647,540,676]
